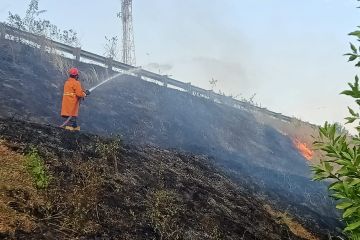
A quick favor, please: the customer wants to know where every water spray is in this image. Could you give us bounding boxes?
[60,67,140,128]
[88,67,140,93]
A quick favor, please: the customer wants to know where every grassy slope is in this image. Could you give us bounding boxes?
[0,39,341,238]
[0,118,317,240]
[0,142,43,235]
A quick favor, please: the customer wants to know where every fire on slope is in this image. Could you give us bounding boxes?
[293,139,313,161]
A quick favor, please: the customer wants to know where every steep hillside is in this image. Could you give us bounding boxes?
[0,118,315,240]
[0,39,341,235]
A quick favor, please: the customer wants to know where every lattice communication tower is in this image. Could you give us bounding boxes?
[119,0,136,65]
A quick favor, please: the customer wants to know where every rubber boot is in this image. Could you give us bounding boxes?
[64,126,75,131]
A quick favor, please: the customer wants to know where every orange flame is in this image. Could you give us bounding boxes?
[293,139,313,161]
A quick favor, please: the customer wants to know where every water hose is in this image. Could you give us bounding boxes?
[59,98,84,128]
[59,116,72,128]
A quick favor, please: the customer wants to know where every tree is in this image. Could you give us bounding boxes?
[7,12,25,30]
[209,78,218,91]
[24,0,42,32]
[7,0,80,47]
[59,29,80,47]
[104,36,119,60]
[312,7,360,239]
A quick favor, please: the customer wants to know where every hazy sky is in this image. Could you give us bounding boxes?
[1,0,359,127]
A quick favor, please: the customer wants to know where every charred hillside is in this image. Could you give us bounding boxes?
[0,39,341,235]
[0,118,312,240]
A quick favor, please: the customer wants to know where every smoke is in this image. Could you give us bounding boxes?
[134,0,357,128]
[145,62,173,74]
[190,56,251,94]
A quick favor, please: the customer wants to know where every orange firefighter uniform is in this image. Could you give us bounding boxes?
[61,77,86,117]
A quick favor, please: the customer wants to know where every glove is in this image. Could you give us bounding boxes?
[85,90,91,96]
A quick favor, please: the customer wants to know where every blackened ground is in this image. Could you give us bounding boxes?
[0,39,341,235]
[0,118,310,240]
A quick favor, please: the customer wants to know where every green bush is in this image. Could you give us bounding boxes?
[25,148,51,189]
[312,12,360,239]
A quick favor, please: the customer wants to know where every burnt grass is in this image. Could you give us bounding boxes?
[0,39,342,237]
[0,118,306,240]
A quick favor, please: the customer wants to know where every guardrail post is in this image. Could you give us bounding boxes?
[73,47,81,62]
[39,35,46,51]
[0,24,5,40]
[163,77,168,87]
[208,90,214,101]
[186,82,192,94]
[227,96,235,106]
[106,57,113,70]
[218,94,227,104]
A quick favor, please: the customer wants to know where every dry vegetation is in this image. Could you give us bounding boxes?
[263,204,319,240]
[0,142,43,236]
[0,138,105,238]
[148,189,184,240]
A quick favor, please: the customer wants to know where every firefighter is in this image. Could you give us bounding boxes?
[61,68,90,131]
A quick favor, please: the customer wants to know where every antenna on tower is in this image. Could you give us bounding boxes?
[118,0,136,65]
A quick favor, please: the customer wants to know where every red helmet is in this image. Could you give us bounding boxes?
[69,68,79,76]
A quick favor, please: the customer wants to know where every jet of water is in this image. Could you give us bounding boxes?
[88,68,140,92]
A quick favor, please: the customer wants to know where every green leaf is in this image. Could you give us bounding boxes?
[355,155,360,166]
[343,181,350,195]
[344,220,360,231]
[313,174,328,181]
[319,126,328,137]
[311,165,323,172]
[345,117,357,124]
[331,192,347,199]
[343,206,359,218]
[350,178,360,186]
[348,106,359,117]
[336,201,353,210]
[326,144,338,152]
[349,31,360,37]
[335,159,352,166]
[341,151,354,161]
[341,90,358,97]
[324,162,334,173]
[329,182,343,191]
[349,55,358,62]
[351,42,358,53]
[334,135,342,144]
[329,124,336,140]
[337,166,350,175]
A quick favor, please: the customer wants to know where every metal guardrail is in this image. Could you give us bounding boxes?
[0,22,292,122]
